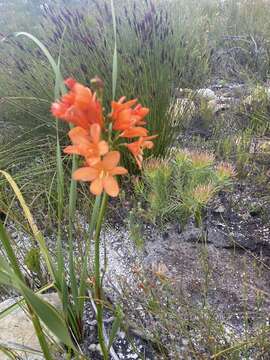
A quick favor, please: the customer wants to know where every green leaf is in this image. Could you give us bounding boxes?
[0,282,55,321]
[0,256,74,350]
[0,221,24,282]
[0,171,56,281]
[18,282,74,350]
[108,305,123,351]
[15,32,66,96]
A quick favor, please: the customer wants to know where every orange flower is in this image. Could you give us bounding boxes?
[111,96,138,123]
[111,97,149,138]
[64,124,109,165]
[125,135,157,169]
[73,151,128,197]
[51,78,103,129]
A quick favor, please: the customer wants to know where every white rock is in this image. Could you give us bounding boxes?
[118,330,126,339]
[197,88,216,100]
[0,293,61,360]
[88,343,97,352]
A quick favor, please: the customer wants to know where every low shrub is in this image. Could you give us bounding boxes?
[135,149,236,227]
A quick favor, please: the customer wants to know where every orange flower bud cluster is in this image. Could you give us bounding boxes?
[51,78,157,196]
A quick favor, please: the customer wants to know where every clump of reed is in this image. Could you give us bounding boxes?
[0,0,211,161]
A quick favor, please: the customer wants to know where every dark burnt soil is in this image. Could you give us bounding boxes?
[80,301,156,360]
[108,180,270,358]
[103,148,270,358]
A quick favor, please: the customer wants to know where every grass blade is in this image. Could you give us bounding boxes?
[111,0,118,100]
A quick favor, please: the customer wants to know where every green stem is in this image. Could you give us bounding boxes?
[78,196,102,316]
[94,192,108,359]
[67,154,81,339]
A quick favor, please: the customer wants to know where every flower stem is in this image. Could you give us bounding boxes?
[94,192,108,359]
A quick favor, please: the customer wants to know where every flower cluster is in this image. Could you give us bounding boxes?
[51,78,156,197]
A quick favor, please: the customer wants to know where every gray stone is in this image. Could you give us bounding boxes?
[207,228,232,248]
[207,228,259,251]
[182,225,202,242]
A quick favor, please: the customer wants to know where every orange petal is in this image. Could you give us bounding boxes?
[90,178,103,195]
[73,167,98,181]
[103,176,119,197]
[134,106,149,118]
[122,98,138,108]
[120,127,148,138]
[68,127,90,145]
[110,166,128,176]
[143,141,154,149]
[64,144,90,157]
[98,140,109,156]
[65,107,91,129]
[125,142,140,157]
[90,123,101,143]
[144,135,158,141]
[64,145,82,155]
[113,108,133,130]
[86,156,101,166]
[74,83,93,110]
[51,103,64,117]
[102,151,120,170]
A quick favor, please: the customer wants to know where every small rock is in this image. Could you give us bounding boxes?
[89,319,97,326]
[127,354,139,359]
[118,331,126,339]
[197,88,216,100]
[88,344,97,352]
[213,205,226,213]
[96,344,103,355]
[182,338,189,346]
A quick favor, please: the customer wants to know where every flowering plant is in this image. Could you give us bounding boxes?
[51,77,157,358]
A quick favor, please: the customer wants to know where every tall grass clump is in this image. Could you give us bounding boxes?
[0,0,212,166]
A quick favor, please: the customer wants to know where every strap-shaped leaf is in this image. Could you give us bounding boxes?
[0,171,56,281]
[17,282,75,350]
